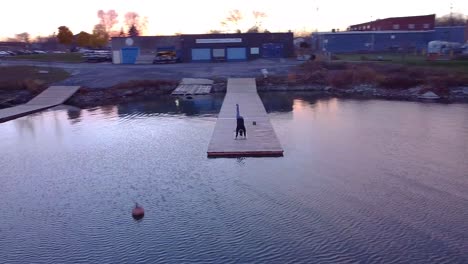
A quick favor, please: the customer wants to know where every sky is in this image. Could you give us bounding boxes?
[1,0,467,40]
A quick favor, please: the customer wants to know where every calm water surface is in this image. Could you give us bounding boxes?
[1,94,468,264]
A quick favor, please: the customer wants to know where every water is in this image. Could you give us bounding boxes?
[1,94,467,264]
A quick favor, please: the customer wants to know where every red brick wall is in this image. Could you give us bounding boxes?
[350,14,435,31]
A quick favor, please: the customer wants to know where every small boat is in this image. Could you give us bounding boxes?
[418,91,440,100]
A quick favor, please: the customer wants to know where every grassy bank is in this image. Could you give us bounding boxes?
[335,53,468,72]
[4,53,84,63]
[67,80,178,107]
[0,66,70,92]
[290,60,468,96]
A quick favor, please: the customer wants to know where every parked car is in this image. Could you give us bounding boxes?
[83,50,112,62]
[15,50,33,55]
[153,51,178,64]
[0,51,10,57]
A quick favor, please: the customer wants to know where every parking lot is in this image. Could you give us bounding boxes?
[1,58,302,88]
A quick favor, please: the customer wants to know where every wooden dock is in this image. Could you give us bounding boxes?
[172,78,213,95]
[207,78,283,158]
[0,86,80,123]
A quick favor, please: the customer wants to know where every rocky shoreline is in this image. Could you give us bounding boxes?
[2,81,468,110]
[258,83,468,103]
[2,60,468,109]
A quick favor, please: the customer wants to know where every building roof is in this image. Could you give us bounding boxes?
[350,14,435,28]
[313,30,435,36]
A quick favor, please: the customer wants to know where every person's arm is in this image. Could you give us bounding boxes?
[236,104,240,118]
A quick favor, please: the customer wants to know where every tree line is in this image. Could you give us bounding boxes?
[8,11,465,49]
[7,10,147,49]
[57,10,148,48]
[435,13,467,26]
[210,9,270,34]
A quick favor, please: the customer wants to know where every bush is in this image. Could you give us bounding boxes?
[351,66,378,84]
[377,75,424,89]
[0,79,46,93]
[327,70,354,88]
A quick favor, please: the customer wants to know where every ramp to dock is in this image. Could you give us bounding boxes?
[0,86,80,123]
[207,78,283,158]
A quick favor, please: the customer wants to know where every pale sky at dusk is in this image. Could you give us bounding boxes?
[1,0,467,39]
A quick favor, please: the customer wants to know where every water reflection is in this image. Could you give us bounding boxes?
[117,95,225,117]
[1,94,468,264]
[260,92,330,113]
[67,108,82,124]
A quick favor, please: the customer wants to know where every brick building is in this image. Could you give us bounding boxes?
[349,14,435,31]
[311,14,466,53]
[111,32,294,64]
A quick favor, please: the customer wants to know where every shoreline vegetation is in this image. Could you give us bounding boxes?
[1,61,468,109]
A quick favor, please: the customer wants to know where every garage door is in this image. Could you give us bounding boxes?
[227,47,247,61]
[121,47,139,64]
[262,43,284,58]
[191,48,211,61]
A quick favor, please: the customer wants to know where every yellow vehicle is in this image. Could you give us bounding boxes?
[153,50,178,64]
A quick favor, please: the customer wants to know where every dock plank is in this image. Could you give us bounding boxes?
[0,86,80,123]
[172,78,213,96]
[172,84,212,95]
[207,78,283,157]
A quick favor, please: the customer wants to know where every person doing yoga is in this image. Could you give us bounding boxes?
[235,104,246,139]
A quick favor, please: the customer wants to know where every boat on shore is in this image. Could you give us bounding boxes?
[418,91,440,101]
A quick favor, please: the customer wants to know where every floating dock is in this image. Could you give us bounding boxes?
[0,86,80,123]
[171,78,213,95]
[207,78,283,158]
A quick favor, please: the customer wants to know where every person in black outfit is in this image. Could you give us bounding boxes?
[235,104,246,139]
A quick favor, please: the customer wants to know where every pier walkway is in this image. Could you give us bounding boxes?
[207,78,283,157]
[0,86,80,123]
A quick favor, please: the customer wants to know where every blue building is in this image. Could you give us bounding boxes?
[434,26,466,43]
[311,26,466,53]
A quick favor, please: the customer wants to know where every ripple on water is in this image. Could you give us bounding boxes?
[1,98,468,263]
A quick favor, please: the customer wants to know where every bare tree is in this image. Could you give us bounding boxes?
[124,12,148,35]
[252,11,267,28]
[208,29,222,34]
[247,26,259,33]
[16,32,30,43]
[119,27,126,37]
[97,10,119,33]
[436,13,467,26]
[221,10,243,32]
[221,10,268,33]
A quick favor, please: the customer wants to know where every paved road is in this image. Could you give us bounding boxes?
[1,59,302,88]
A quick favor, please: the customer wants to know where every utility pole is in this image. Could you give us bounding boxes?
[450,2,454,26]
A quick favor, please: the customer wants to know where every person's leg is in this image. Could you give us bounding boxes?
[242,126,246,138]
[235,126,240,138]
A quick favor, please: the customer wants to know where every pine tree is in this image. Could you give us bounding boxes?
[128,25,139,37]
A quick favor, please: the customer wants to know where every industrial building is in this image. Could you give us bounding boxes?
[349,14,436,31]
[312,14,467,53]
[111,32,294,64]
